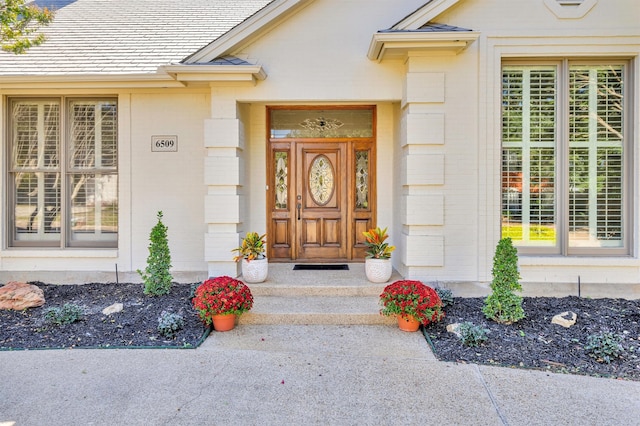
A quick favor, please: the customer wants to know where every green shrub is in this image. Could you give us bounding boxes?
[435,287,454,308]
[44,303,84,326]
[457,321,490,347]
[585,331,625,364]
[483,238,525,324]
[189,283,199,299]
[157,311,184,338]
[138,211,173,296]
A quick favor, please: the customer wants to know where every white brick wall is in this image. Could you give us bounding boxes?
[204,157,241,186]
[404,72,445,105]
[204,233,240,263]
[403,154,445,186]
[405,113,445,146]
[404,194,444,225]
[403,234,444,267]
[204,118,242,148]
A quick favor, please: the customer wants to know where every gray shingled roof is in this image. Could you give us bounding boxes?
[205,55,252,66]
[379,23,473,33]
[0,0,272,76]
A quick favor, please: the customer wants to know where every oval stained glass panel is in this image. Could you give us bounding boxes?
[308,155,334,206]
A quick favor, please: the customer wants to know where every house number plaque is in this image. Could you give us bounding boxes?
[151,135,178,152]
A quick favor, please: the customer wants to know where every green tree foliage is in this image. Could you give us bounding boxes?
[138,211,173,296]
[483,237,525,324]
[1,0,54,54]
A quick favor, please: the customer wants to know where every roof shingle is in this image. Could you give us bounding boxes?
[379,23,473,33]
[1,0,272,76]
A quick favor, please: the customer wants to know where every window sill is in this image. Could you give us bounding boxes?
[0,249,118,259]
[519,255,635,267]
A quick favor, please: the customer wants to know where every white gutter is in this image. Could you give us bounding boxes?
[0,73,185,89]
[367,31,480,61]
[0,62,267,89]
[160,64,267,83]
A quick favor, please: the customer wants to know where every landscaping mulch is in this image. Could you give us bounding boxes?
[1,283,639,382]
[425,296,640,381]
[0,283,208,350]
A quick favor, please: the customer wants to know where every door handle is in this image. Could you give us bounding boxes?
[297,203,301,220]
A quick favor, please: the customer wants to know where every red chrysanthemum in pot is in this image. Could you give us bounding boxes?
[192,276,254,326]
[379,280,445,326]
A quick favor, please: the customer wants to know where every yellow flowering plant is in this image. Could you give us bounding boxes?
[363,227,395,259]
[232,232,266,262]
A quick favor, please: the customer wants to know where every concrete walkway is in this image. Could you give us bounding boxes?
[1,325,639,425]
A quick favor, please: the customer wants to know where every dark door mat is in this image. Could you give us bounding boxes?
[293,264,349,270]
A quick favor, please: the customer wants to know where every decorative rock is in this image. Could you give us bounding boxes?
[551,311,577,328]
[102,303,124,315]
[0,281,46,310]
[446,323,461,337]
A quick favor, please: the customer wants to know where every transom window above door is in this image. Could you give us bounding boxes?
[270,108,373,139]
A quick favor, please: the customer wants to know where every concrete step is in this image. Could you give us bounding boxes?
[248,283,386,297]
[240,295,396,325]
[237,263,400,325]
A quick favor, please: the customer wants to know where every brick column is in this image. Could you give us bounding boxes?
[203,88,245,278]
[400,67,446,276]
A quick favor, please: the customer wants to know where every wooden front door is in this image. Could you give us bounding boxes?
[267,106,376,262]
[296,143,347,260]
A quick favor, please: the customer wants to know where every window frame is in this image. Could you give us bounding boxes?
[6,96,118,249]
[501,59,632,256]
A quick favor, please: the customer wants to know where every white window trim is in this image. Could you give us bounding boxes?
[6,96,118,249]
[0,249,118,258]
[501,59,631,256]
[478,36,639,284]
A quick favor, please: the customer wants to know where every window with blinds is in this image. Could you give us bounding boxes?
[501,62,628,255]
[502,67,557,247]
[8,98,118,248]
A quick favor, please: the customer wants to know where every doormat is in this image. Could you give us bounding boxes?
[293,264,349,271]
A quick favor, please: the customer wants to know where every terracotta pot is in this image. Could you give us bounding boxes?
[397,315,420,332]
[365,258,392,283]
[211,314,236,332]
[242,257,268,283]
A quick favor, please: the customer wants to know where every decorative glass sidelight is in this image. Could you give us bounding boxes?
[308,155,335,206]
[355,151,369,209]
[275,151,288,209]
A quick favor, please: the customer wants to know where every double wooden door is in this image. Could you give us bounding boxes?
[268,140,375,261]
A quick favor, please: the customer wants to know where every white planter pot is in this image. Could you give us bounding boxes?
[365,258,392,283]
[241,258,268,283]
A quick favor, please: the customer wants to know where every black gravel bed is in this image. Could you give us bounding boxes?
[0,283,208,350]
[425,296,640,381]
